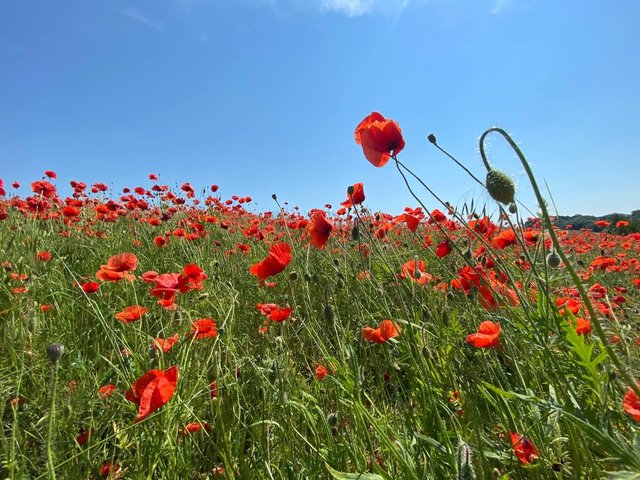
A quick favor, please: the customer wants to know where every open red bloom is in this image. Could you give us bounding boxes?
[315,365,329,381]
[466,321,501,348]
[355,112,405,167]
[190,318,218,339]
[624,383,640,422]
[153,333,180,353]
[125,366,178,423]
[308,210,333,249]
[362,320,401,343]
[399,259,432,285]
[98,384,117,399]
[115,305,148,323]
[492,230,517,249]
[249,242,291,285]
[340,182,365,208]
[435,239,452,258]
[96,253,138,282]
[510,432,539,464]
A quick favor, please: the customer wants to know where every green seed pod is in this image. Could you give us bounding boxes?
[485,169,515,205]
[508,202,517,214]
[351,224,360,241]
[324,304,335,323]
[457,441,476,480]
[46,343,65,363]
[327,412,338,427]
[546,250,561,268]
[288,270,298,281]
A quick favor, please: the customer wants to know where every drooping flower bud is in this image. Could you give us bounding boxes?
[46,343,65,363]
[485,169,515,205]
[546,250,561,268]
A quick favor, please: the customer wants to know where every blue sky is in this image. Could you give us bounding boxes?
[1,0,639,216]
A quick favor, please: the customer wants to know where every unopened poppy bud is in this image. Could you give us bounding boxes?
[46,343,65,363]
[324,304,335,323]
[546,250,561,268]
[304,272,312,282]
[347,185,355,197]
[288,270,298,281]
[427,134,437,145]
[333,259,340,268]
[457,441,476,480]
[327,412,338,427]
[485,169,515,205]
[508,202,517,214]
[491,468,501,479]
[351,225,360,241]
[336,277,344,289]
[271,194,277,200]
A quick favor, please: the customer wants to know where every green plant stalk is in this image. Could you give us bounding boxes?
[46,363,59,480]
[479,127,640,398]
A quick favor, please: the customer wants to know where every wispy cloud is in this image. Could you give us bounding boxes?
[489,0,511,15]
[318,0,374,16]
[121,8,163,30]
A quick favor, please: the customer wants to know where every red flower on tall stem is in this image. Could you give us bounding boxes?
[249,243,291,285]
[354,112,405,168]
[125,366,178,423]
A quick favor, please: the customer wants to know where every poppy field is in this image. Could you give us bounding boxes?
[2,114,640,479]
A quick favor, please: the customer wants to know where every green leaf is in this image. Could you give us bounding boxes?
[325,463,385,480]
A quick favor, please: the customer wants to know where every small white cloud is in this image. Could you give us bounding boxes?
[121,8,163,30]
[489,0,511,15]
[319,0,374,16]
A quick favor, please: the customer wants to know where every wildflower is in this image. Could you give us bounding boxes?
[466,321,501,348]
[341,182,365,208]
[510,432,538,464]
[125,366,178,423]
[354,112,405,167]
[96,253,138,282]
[80,281,100,293]
[153,334,180,353]
[249,242,291,285]
[190,318,218,339]
[362,320,401,343]
[36,251,52,261]
[315,365,329,381]
[624,383,640,421]
[98,384,117,399]
[308,210,333,249]
[115,305,148,324]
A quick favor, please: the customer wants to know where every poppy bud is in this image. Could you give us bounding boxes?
[347,185,355,197]
[46,343,65,363]
[485,169,515,205]
[304,272,312,282]
[324,304,335,323]
[508,203,517,214]
[427,134,437,145]
[546,250,561,268]
[271,194,277,200]
[288,270,298,281]
[457,441,476,480]
[336,278,344,289]
[351,225,360,241]
[327,412,338,427]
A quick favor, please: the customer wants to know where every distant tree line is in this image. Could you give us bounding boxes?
[526,210,640,232]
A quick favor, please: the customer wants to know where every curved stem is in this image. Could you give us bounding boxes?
[479,127,640,397]
[46,364,58,480]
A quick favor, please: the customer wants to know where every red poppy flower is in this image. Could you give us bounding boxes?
[466,321,501,348]
[210,381,218,399]
[362,320,401,343]
[315,365,329,381]
[435,240,452,258]
[31,180,57,198]
[125,366,178,423]
[340,182,366,208]
[99,462,121,477]
[44,170,57,179]
[399,259,432,285]
[153,333,180,353]
[96,253,138,282]
[115,305,148,323]
[510,432,539,464]
[182,422,211,435]
[574,317,591,335]
[308,210,333,250]
[98,384,117,399]
[190,318,218,339]
[492,230,517,249]
[36,251,52,261]
[80,281,100,294]
[624,383,640,422]
[249,242,291,285]
[355,112,405,168]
